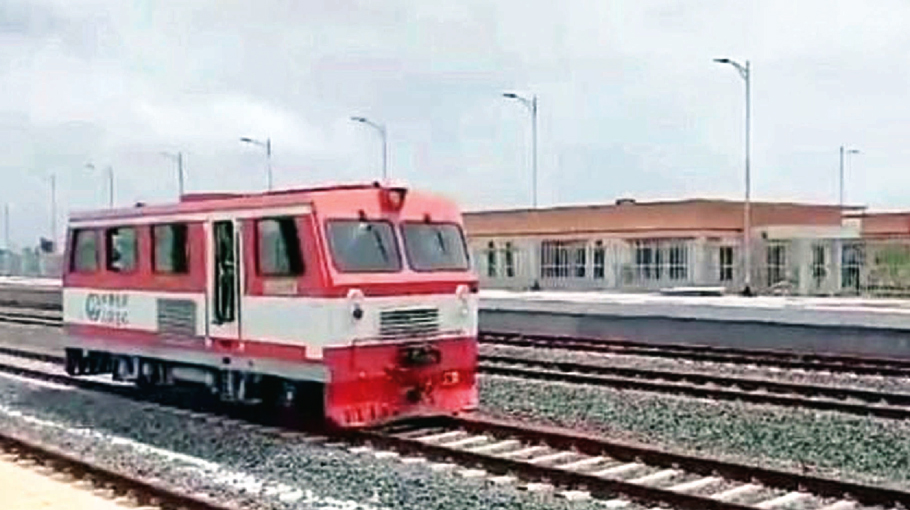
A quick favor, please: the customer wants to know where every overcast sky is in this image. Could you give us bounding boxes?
[2,0,910,247]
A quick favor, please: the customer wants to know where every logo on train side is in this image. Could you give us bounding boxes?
[84,292,129,326]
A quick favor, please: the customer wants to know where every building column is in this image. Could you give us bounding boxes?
[832,239,843,294]
[692,237,708,285]
[792,238,810,295]
[526,239,541,289]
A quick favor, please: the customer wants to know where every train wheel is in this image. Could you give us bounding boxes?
[64,349,81,376]
[136,359,162,389]
[256,376,287,408]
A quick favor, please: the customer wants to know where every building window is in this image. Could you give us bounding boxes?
[71,229,98,272]
[593,241,605,280]
[574,246,586,278]
[767,243,787,286]
[486,241,497,277]
[842,243,864,291]
[152,224,189,274]
[811,244,827,286]
[633,240,689,282]
[634,241,654,280]
[105,227,137,273]
[540,241,564,278]
[668,244,688,280]
[257,217,304,276]
[540,240,586,278]
[503,242,515,278]
[719,246,734,282]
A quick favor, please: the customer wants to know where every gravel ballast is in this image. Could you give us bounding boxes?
[479,373,910,489]
[1,324,906,496]
[481,343,910,394]
[0,372,641,510]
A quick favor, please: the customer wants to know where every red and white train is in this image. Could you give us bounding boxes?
[61,182,478,428]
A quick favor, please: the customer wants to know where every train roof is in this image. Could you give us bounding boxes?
[67,181,453,224]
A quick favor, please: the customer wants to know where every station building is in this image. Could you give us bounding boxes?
[463,198,910,297]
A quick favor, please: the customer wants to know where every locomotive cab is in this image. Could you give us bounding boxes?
[315,184,479,426]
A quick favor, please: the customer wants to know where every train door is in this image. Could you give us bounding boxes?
[207,218,242,341]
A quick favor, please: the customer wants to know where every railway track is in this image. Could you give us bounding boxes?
[1,310,909,421]
[0,308,63,328]
[479,355,910,420]
[0,348,907,510]
[352,415,910,510]
[481,331,910,378]
[0,420,234,510]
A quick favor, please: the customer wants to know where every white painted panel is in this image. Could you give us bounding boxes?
[239,293,478,358]
[63,288,206,335]
[63,287,477,353]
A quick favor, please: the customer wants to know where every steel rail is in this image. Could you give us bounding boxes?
[481,331,910,377]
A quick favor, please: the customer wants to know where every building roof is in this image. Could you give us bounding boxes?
[846,211,910,238]
[463,198,863,238]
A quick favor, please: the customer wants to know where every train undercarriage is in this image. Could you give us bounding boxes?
[63,348,323,414]
[62,339,477,428]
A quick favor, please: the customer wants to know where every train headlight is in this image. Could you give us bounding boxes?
[347,288,365,321]
[456,284,470,316]
[381,187,407,211]
[442,370,460,386]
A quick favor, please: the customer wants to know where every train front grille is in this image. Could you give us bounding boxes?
[379,308,439,339]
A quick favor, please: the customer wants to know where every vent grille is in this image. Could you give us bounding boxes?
[379,308,439,339]
[157,298,197,338]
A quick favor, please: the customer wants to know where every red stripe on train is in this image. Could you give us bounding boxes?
[64,324,324,365]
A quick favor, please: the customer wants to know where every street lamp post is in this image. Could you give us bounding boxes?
[839,146,861,210]
[240,137,272,191]
[4,204,9,252]
[160,151,185,198]
[50,174,56,251]
[714,58,752,295]
[86,163,114,208]
[503,92,538,209]
[835,146,861,292]
[350,117,388,181]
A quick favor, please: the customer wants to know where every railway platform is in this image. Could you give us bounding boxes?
[480,289,910,359]
[0,452,136,509]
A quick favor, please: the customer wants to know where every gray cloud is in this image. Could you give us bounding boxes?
[1,0,909,247]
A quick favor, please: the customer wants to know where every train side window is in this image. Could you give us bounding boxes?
[152,223,189,274]
[257,217,304,276]
[71,229,99,272]
[105,227,138,273]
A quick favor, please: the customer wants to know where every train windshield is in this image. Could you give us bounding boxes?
[401,222,469,271]
[327,219,402,272]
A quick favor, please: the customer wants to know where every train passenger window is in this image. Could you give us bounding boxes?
[257,217,304,276]
[71,229,98,272]
[152,224,189,274]
[402,222,469,271]
[105,227,137,273]
[326,219,401,272]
